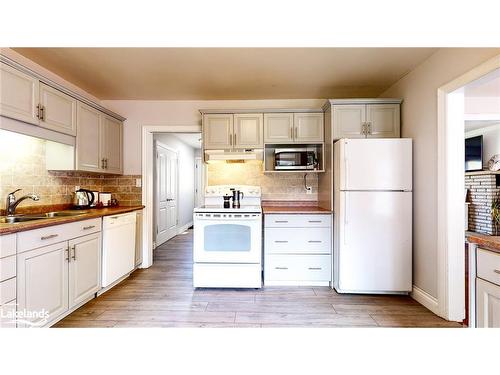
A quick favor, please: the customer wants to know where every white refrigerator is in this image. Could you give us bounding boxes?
[333,138,412,294]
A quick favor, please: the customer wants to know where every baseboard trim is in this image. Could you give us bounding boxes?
[177,221,193,235]
[411,285,439,315]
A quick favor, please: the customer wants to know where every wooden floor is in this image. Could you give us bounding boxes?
[56,229,462,328]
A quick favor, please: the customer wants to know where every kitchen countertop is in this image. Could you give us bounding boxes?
[262,205,333,214]
[0,205,145,235]
[467,232,500,254]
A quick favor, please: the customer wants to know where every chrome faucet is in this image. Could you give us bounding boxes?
[5,189,40,216]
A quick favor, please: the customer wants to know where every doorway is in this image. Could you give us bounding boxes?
[153,132,202,249]
[437,54,500,322]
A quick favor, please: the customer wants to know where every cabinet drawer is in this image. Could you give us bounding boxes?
[265,214,332,228]
[17,218,101,253]
[0,256,16,282]
[0,277,16,305]
[0,301,16,328]
[265,255,331,281]
[0,234,16,258]
[265,227,331,254]
[477,248,500,286]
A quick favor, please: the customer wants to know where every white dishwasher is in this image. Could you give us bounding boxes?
[102,212,137,287]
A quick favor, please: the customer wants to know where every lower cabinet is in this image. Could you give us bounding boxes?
[17,232,101,327]
[477,277,500,328]
[264,213,332,286]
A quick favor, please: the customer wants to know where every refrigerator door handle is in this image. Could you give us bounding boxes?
[344,192,348,245]
[344,143,349,190]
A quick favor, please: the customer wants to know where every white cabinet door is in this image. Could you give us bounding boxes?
[477,278,500,328]
[294,113,324,142]
[17,242,69,327]
[135,210,143,266]
[39,83,77,136]
[76,102,102,172]
[263,113,294,143]
[101,115,123,174]
[203,114,233,149]
[68,233,101,309]
[366,103,400,138]
[332,104,366,139]
[233,113,263,148]
[0,63,39,125]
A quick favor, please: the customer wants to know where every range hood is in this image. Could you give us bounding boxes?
[204,149,263,163]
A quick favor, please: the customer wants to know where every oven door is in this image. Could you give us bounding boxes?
[194,213,262,263]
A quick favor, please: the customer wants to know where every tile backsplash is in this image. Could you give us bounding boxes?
[0,130,141,212]
[207,162,318,201]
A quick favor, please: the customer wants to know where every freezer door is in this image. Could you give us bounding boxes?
[337,191,412,292]
[339,138,412,191]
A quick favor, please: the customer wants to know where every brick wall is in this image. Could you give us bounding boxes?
[465,171,500,235]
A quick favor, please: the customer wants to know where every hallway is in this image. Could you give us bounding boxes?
[56,230,461,328]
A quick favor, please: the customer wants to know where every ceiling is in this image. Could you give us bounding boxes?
[172,133,202,149]
[465,68,500,97]
[12,48,438,100]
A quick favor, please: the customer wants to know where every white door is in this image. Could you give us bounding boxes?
[76,102,102,172]
[203,114,233,149]
[332,104,366,139]
[194,157,203,208]
[477,278,500,328]
[233,113,263,148]
[156,143,178,246]
[263,113,294,143]
[39,82,77,136]
[294,113,324,142]
[339,138,412,191]
[68,233,101,309]
[366,104,400,138]
[17,242,69,327]
[0,62,39,125]
[338,191,412,292]
[101,115,123,174]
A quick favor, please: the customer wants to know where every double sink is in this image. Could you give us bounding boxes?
[0,210,89,224]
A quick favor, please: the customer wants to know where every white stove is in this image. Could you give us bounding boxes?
[193,185,262,288]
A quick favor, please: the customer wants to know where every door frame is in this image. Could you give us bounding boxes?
[436,53,500,321]
[154,140,180,247]
[141,125,202,269]
[194,156,205,208]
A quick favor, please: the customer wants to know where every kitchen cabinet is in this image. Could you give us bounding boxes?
[477,278,500,328]
[264,214,332,286]
[0,62,40,125]
[263,113,294,143]
[135,210,143,267]
[76,102,102,172]
[101,115,123,174]
[203,114,233,149]
[38,82,77,136]
[294,113,324,142]
[233,113,263,148]
[16,218,102,327]
[68,233,101,308]
[324,99,401,140]
[0,234,17,328]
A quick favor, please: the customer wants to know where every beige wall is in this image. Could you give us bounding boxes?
[101,99,324,175]
[379,48,500,298]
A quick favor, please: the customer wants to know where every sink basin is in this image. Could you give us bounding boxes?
[0,210,89,224]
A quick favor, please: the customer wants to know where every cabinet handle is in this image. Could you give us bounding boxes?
[361,123,367,137]
[308,267,322,270]
[41,234,58,240]
[65,247,70,262]
[308,220,322,223]
[308,240,322,243]
[36,104,41,119]
[83,225,95,230]
[494,269,500,275]
[274,240,288,243]
[71,245,76,261]
[295,127,298,139]
[274,220,288,223]
[275,267,288,270]
[234,133,236,146]
[101,158,105,169]
[367,122,372,134]
[105,158,108,169]
[290,126,293,139]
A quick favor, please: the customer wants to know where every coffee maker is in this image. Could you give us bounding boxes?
[230,188,244,208]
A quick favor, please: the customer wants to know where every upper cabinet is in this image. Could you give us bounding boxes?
[294,113,324,142]
[0,62,40,125]
[264,113,294,143]
[39,82,77,136]
[324,99,401,140]
[101,115,123,174]
[264,112,324,144]
[203,113,264,150]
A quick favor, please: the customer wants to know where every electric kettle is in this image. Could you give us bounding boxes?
[72,188,95,209]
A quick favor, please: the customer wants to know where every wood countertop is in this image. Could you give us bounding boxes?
[467,232,500,254]
[0,206,145,235]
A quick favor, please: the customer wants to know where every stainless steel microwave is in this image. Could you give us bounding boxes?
[274,148,318,170]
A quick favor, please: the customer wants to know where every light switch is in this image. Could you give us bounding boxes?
[136,178,142,188]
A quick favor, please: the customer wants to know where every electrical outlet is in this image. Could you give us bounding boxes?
[75,185,80,191]
[306,186,312,194]
[135,178,142,188]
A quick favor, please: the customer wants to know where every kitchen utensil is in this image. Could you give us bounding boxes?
[72,188,95,209]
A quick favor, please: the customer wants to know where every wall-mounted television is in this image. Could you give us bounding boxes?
[465,135,483,172]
